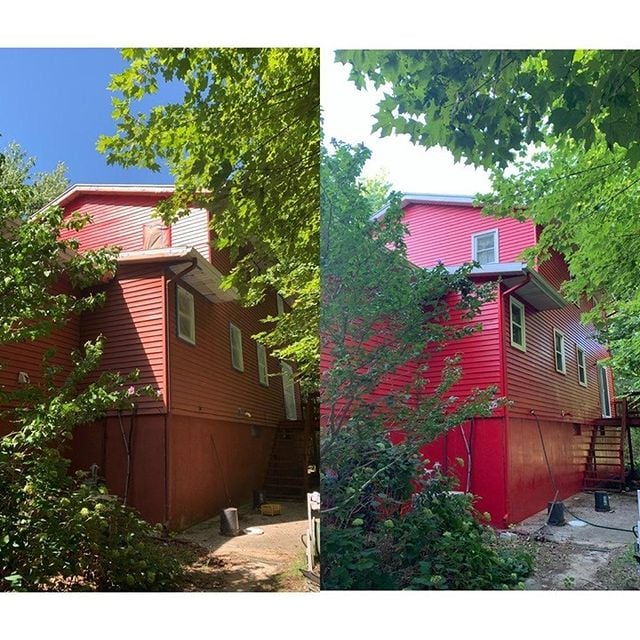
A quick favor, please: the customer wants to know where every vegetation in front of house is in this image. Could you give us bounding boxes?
[322,426,532,590]
[0,147,182,591]
[320,140,532,590]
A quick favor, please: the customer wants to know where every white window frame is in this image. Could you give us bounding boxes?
[576,346,587,387]
[176,285,195,345]
[598,365,612,418]
[471,229,499,265]
[229,323,244,372]
[509,296,526,351]
[553,329,566,374]
[281,361,297,421]
[256,341,269,387]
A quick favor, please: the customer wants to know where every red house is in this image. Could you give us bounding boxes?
[0,184,313,530]
[382,194,616,526]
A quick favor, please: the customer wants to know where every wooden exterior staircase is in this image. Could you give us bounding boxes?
[263,397,320,501]
[583,398,638,491]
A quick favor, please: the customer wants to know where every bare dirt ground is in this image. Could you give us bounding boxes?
[503,491,640,590]
[172,500,319,592]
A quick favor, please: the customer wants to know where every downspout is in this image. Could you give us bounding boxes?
[498,273,531,526]
[162,257,198,527]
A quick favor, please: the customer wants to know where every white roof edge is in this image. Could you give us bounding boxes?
[117,246,195,264]
[45,183,176,210]
[371,192,476,220]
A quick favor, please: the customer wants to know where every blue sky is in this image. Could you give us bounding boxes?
[0,48,178,185]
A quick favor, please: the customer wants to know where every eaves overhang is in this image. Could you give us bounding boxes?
[117,246,238,303]
[43,184,177,212]
[445,262,566,311]
[371,192,476,220]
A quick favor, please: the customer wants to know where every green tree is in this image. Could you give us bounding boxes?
[339,49,640,388]
[0,141,68,214]
[98,48,320,391]
[320,140,530,589]
[338,49,640,168]
[0,147,180,591]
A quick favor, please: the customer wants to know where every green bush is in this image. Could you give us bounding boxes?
[321,426,532,590]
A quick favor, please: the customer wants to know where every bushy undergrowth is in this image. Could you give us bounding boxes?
[0,340,182,592]
[321,426,532,590]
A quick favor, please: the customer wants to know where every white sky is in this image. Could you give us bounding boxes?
[320,49,493,197]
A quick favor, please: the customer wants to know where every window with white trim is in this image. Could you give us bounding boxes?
[509,297,526,351]
[553,329,566,374]
[256,342,269,386]
[576,347,587,387]
[176,285,195,345]
[598,365,612,418]
[472,229,499,265]
[229,323,244,372]
[281,361,297,420]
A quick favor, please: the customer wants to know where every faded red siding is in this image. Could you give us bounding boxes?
[60,193,211,259]
[402,202,535,268]
[168,415,277,530]
[80,264,166,414]
[168,283,297,425]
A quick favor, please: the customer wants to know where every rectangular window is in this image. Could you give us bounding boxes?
[576,347,587,387]
[229,323,244,372]
[472,229,498,265]
[554,329,566,374]
[598,366,612,418]
[510,297,526,351]
[281,361,297,421]
[256,342,269,386]
[176,285,195,345]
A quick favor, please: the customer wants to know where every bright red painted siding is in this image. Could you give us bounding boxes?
[80,264,166,414]
[402,202,535,268]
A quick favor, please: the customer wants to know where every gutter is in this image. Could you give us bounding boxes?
[162,257,198,528]
[498,273,531,528]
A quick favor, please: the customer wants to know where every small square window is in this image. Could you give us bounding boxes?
[229,323,244,372]
[472,229,498,265]
[176,286,195,345]
[510,297,526,351]
[576,347,587,387]
[256,342,269,386]
[554,329,566,374]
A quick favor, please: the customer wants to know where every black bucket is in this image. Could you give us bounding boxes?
[220,507,240,536]
[594,491,611,512]
[253,489,266,510]
[547,501,565,526]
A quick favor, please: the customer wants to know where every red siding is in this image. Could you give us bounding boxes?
[168,415,277,530]
[80,264,166,414]
[503,290,607,423]
[402,202,535,268]
[168,282,298,425]
[60,192,210,259]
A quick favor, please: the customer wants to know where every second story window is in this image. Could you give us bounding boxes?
[554,329,566,374]
[576,346,587,387]
[229,323,244,372]
[509,297,526,351]
[281,361,297,420]
[472,229,498,265]
[176,285,195,345]
[256,341,269,386]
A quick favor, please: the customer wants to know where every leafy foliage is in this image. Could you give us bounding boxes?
[0,149,181,591]
[340,48,640,389]
[98,48,320,392]
[321,141,529,589]
[338,49,640,168]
